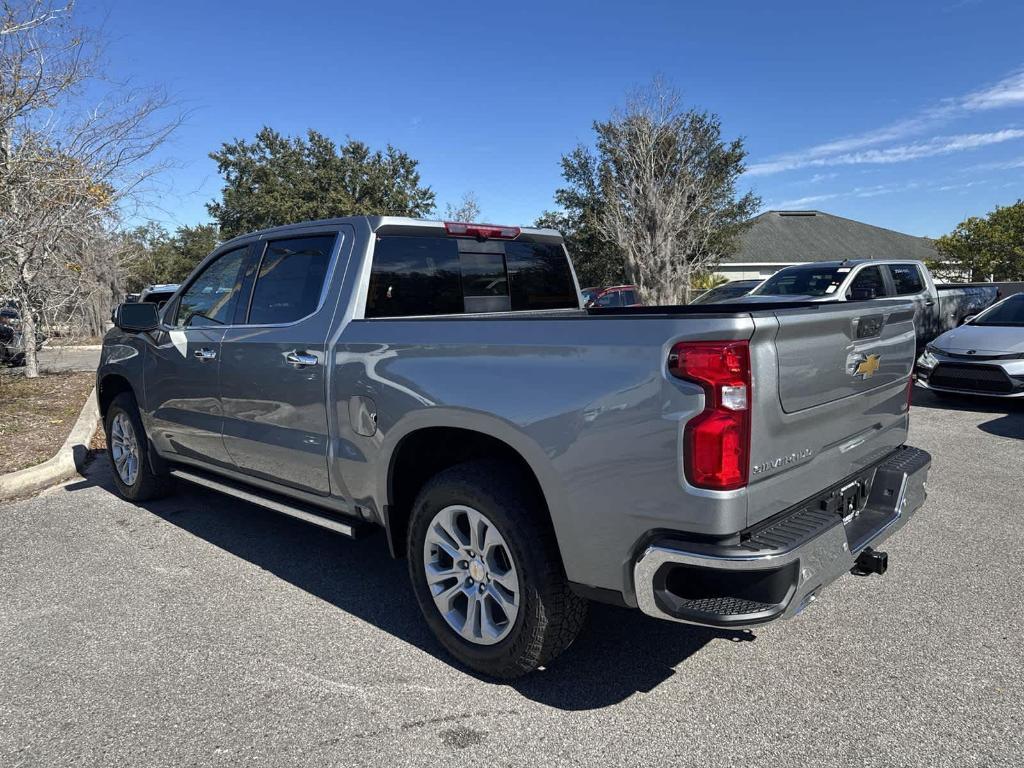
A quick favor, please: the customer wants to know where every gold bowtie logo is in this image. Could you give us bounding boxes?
[854,354,881,379]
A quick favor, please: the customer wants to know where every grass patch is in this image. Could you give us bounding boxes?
[0,371,95,474]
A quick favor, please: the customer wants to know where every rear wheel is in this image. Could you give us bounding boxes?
[407,460,587,678]
[104,392,173,502]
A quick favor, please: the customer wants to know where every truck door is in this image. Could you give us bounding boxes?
[219,229,351,496]
[144,244,254,466]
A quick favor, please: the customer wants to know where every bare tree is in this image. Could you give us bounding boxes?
[1,1,180,375]
[594,80,759,304]
[444,191,481,222]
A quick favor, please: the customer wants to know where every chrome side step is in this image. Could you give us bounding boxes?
[169,468,364,538]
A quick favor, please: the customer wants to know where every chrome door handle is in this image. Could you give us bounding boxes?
[193,348,217,361]
[285,351,318,368]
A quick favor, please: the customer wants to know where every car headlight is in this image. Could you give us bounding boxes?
[917,347,939,369]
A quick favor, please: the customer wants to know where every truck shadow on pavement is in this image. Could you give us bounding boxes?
[68,458,755,710]
[911,389,1024,440]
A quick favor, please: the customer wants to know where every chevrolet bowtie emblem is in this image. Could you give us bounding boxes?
[851,353,881,379]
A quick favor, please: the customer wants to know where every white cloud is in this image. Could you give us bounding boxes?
[962,69,1024,110]
[749,66,1024,176]
[769,193,841,209]
[749,129,1024,175]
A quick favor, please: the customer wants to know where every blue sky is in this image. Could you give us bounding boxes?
[79,0,1024,237]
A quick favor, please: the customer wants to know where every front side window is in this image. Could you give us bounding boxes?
[889,264,925,295]
[247,235,336,325]
[175,247,249,327]
[847,266,886,300]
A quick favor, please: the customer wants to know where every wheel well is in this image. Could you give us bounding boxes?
[386,427,549,559]
[97,374,134,419]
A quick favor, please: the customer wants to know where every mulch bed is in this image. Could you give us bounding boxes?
[0,371,95,474]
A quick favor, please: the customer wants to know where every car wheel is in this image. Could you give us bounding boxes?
[407,460,587,678]
[105,392,173,502]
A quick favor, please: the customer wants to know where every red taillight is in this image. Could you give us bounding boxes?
[669,340,751,490]
[444,221,521,240]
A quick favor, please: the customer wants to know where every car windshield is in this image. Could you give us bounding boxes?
[691,282,756,304]
[751,265,847,297]
[580,288,597,304]
[971,294,1024,327]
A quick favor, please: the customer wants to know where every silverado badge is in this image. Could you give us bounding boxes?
[849,353,881,379]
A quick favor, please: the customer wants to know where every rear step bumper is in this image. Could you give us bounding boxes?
[633,445,931,628]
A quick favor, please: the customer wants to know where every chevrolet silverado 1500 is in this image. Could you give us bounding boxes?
[98,217,931,677]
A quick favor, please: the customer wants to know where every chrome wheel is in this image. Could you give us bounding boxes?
[110,412,140,487]
[423,504,520,645]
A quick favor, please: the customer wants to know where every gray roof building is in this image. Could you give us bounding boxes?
[716,209,938,281]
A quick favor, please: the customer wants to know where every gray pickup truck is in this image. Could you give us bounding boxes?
[746,259,998,347]
[98,217,931,677]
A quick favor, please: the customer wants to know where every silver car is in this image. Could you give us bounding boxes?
[916,292,1024,397]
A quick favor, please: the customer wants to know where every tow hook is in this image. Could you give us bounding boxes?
[852,547,888,576]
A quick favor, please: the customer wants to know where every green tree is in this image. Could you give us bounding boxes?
[125,222,219,290]
[540,80,759,302]
[207,127,436,238]
[536,148,625,289]
[931,200,1024,282]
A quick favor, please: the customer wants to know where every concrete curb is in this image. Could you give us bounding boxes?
[0,385,100,500]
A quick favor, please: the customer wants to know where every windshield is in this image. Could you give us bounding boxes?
[751,265,848,297]
[971,294,1024,327]
[691,281,756,304]
[580,288,598,304]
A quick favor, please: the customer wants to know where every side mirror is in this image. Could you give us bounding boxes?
[112,302,160,333]
[961,315,977,326]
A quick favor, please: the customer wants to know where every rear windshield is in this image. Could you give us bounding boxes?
[971,294,1024,327]
[751,265,848,297]
[365,236,578,318]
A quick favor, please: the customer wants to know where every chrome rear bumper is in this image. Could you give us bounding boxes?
[633,446,931,628]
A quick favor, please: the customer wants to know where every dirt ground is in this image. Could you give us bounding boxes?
[0,371,95,474]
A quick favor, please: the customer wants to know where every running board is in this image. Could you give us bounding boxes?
[169,468,367,538]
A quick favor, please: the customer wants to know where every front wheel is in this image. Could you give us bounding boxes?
[407,460,587,678]
[104,392,173,502]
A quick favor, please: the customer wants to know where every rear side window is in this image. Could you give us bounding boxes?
[889,264,925,295]
[365,236,577,317]
[248,235,335,324]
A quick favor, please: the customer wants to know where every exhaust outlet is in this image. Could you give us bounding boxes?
[852,547,888,576]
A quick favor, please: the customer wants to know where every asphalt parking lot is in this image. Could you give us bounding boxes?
[1,346,101,376]
[1,390,1021,767]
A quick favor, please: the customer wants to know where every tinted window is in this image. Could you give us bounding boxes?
[621,289,637,305]
[366,236,462,317]
[505,241,578,311]
[248,235,335,325]
[847,266,886,299]
[366,236,577,317]
[972,294,1024,327]
[890,264,924,295]
[460,252,508,297]
[175,247,249,327]
[752,265,847,297]
[593,290,623,307]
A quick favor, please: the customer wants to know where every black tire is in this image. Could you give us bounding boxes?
[407,460,587,678]
[104,392,173,502]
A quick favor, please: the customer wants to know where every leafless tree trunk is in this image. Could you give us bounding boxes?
[1,1,180,375]
[595,79,759,305]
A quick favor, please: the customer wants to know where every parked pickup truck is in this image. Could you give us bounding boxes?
[744,259,998,347]
[98,217,931,678]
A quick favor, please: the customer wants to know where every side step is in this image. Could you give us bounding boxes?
[169,468,368,538]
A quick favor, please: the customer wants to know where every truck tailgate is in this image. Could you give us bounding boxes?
[745,300,917,527]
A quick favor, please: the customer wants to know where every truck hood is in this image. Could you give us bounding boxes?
[931,324,1024,355]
